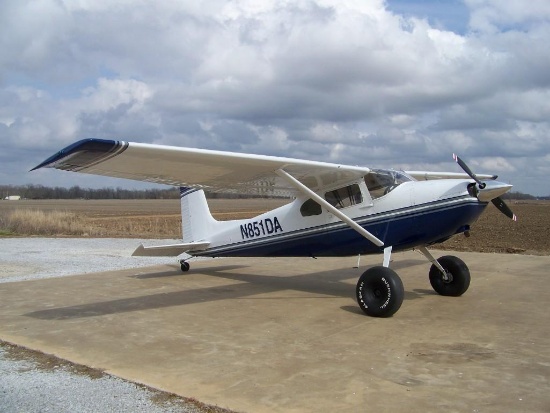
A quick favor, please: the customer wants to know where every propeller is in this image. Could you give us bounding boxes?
[453,154,486,189]
[491,196,517,221]
[453,154,517,221]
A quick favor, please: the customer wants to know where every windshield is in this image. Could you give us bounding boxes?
[364,169,413,199]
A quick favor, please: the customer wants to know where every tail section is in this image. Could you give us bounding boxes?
[180,187,217,243]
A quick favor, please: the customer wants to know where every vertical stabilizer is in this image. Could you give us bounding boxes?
[180,187,217,243]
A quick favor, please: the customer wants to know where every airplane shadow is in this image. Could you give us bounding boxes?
[129,265,246,279]
[25,259,430,321]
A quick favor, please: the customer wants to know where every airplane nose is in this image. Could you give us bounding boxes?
[476,181,513,202]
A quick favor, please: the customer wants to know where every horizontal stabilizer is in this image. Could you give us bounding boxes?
[132,241,210,257]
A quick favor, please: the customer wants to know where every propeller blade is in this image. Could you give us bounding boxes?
[452,154,516,221]
[453,154,486,189]
[491,197,517,221]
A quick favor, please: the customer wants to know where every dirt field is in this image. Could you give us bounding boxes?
[439,201,550,255]
[0,198,548,255]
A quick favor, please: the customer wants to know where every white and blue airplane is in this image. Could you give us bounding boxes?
[33,139,516,317]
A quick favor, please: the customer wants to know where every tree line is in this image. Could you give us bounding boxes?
[1,184,179,200]
[0,184,286,200]
[502,191,546,200]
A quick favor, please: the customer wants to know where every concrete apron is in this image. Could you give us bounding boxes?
[0,251,549,413]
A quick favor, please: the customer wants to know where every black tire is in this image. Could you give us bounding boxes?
[429,255,470,296]
[180,262,190,272]
[356,266,404,317]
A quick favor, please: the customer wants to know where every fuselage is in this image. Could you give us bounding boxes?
[193,175,492,258]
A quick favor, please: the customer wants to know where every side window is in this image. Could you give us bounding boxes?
[300,199,322,216]
[324,184,363,209]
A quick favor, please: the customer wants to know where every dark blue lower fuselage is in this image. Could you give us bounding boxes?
[197,197,486,258]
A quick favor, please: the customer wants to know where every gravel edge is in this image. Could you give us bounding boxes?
[0,340,236,413]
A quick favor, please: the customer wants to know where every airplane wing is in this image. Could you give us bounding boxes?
[406,171,498,181]
[32,139,370,197]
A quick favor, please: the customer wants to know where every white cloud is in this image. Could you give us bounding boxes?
[78,78,153,113]
[246,125,291,154]
[476,156,516,173]
[466,0,550,32]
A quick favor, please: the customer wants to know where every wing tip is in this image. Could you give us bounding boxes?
[30,138,125,172]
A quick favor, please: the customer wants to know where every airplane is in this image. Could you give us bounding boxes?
[32,138,516,317]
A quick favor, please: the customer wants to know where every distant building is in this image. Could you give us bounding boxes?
[4,195,21,201]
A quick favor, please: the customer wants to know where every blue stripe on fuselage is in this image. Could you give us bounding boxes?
[194,197,486,258]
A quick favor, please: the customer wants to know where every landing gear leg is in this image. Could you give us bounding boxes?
[179,260,190,272]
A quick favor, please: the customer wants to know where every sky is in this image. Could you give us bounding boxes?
[1,0,550,195]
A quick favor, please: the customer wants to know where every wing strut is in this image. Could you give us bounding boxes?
[275,168,384,247]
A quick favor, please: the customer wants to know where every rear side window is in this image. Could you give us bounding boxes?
[324,184,363,209]
[300,199,322,216]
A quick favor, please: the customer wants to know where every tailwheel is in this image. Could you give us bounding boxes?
[180,260,190,272]
[356,266,404,317]
[429,255,470,296]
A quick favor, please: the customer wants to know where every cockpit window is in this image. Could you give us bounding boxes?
[325,184,363,209]
[364,170,412,199]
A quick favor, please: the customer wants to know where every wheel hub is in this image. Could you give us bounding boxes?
[442,270,453,283]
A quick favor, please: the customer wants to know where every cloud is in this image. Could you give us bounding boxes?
[466,0,550,32]
[1,0,550,195]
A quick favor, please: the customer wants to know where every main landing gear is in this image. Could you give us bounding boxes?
[355,246,471,317]
[428,255,470,296]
